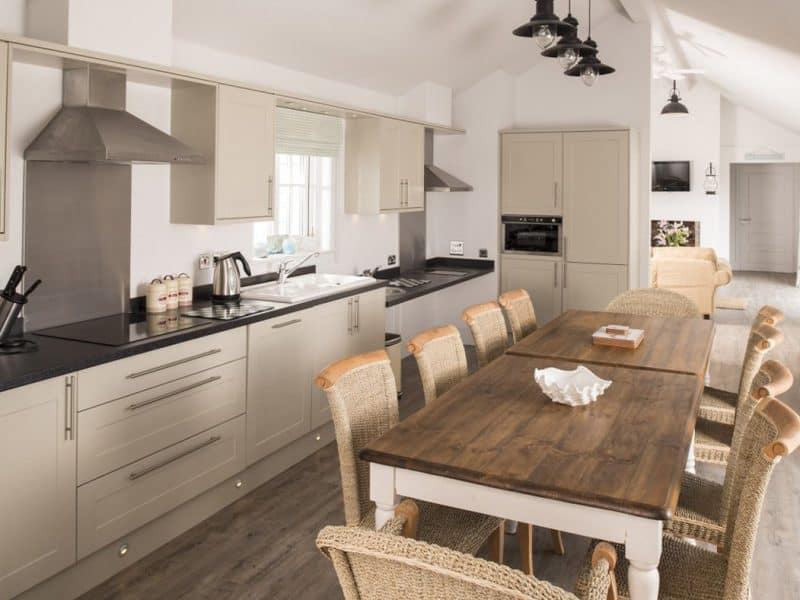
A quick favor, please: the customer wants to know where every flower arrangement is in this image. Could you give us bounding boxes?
[653,220,691,247]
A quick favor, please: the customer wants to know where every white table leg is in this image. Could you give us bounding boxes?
[685,431,696,475]
[370,463,399,530]
[625,519,662,600]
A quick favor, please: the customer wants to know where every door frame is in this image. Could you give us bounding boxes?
[729,162,800,273]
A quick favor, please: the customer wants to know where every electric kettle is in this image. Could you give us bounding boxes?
[212,252,251,303]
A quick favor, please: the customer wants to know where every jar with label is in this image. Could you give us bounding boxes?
[177,273,193,307]
[147,279,167,313]
[163,275,179,310]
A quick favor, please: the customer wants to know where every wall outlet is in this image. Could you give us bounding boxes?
[199,253,212,270]
[387,254,397,265]
[449,241,465,256]
[479,248,488,258]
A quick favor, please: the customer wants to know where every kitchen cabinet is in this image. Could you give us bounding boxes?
[345,117,424,214]
[247,310,313,465]
[501,255,562,326]
[0,42,7,237]
[0,375,76,599]
[563,262,627,312]
[563,130,629,265]
[171,83,276,224]
[501,132,562,216]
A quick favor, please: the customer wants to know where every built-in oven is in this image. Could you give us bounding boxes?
[502,216,562,256]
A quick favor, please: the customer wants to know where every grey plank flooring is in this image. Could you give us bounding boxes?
[81,272,800,599]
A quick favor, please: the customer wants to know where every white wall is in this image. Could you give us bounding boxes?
[650,79,722,251]
[0,0,26,35]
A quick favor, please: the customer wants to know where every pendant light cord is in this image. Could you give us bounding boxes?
[588,0,592,37]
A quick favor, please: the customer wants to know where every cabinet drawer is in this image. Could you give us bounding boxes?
[79,328,247,410]
[78,359,246,484]
[77,416,245,559]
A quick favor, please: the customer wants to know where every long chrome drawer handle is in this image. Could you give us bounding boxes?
[126,348,222,379]
[128,435,222,481]
[126,376,222,411]
[272,318,302,329]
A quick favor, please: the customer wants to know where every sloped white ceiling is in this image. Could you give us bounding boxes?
[652,0,800,134]
[172,0,623,95]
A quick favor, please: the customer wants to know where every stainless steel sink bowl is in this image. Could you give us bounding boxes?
[241,273,376,304]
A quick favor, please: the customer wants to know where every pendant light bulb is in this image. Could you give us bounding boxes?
[558,47,579,69]
[581,65,598,86]
[535,24,556,48]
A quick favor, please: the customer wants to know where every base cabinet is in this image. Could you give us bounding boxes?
[500,255,562,326]
[563,263,627,312]
[0,375,76,599]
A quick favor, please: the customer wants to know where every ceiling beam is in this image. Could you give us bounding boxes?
[618,0,650,23]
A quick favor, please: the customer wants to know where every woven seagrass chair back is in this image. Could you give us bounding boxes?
[753,305,785,327]
[498,289,538,343]
[733,322,783,412]
[315,350,399,527]
[317,524,617,600]
[720,360,793,524]
[407,325,469,405]
[461,301,508,368]
[722,397,800,600]
[605,288,701,318]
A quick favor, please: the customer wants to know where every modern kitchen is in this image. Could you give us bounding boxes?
[1,2,799,600]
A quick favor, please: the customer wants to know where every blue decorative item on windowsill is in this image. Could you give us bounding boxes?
[281,237,297,255]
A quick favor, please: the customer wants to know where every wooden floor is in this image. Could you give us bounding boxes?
[81,272,800,600]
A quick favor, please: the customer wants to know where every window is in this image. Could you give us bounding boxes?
[254,108,342,257]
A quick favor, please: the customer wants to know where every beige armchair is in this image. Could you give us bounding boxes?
[649,247,732,317]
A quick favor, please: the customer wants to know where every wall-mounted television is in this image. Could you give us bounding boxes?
[652,161,690,192]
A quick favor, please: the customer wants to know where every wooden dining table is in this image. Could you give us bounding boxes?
[361,310,715,600]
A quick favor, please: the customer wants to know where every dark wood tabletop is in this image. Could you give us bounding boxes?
[361,354,704,520]
[506,310,715,377]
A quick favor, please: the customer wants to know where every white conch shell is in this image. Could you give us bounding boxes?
[534,366,612,407]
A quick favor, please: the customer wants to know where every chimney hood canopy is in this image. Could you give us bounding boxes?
[24,65,204,164]
[424,164,473,192]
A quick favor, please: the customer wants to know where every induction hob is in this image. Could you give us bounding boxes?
[33,312,210,347]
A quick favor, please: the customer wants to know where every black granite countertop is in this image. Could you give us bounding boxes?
[0,258,493,394]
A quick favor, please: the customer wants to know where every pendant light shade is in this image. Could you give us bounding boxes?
[541,2,594,70]
[661,80,689,114]
[561,0,614,85]
[704,162,718,194]
[513,0,576,49]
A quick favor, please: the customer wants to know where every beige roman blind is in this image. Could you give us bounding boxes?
[275,107,343,157]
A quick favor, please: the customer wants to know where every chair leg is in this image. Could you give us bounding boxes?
[487,521,505,564]
[551,529,566,555]
[518,523,534,576]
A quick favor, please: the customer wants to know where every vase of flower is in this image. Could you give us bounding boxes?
[653,220,691,247]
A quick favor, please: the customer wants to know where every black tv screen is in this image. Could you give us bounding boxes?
[652,161,690,192]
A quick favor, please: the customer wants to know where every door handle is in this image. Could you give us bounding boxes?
[127,376,222,411]
[126,349,222,379]
[272,318,302,329]
[553,181,558,208]
[553,262,557,288]
[562,235,567,262]
[64,375,75,441]
[739,218,752,224]
[267,175,274,216]
[563,262,567,289]
[128,435,222,481]
[354,297,360,333]
[347,298,353,335]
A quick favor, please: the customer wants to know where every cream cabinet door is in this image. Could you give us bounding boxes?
[247,312,312,465]
[398,122,425,210]
[379,120,402,211]
[215,85,276,221]
[500,255,562,326]
[352,289,386,353]
[563,131,629,265]
[0,375,76,599]
[310,297,354,430]
[502,132,562,216]
[0,42,7,236]
[563,263,627,312]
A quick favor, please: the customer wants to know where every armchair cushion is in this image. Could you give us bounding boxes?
[649,247,732,315]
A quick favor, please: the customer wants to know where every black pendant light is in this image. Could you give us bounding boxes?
[513,0,576,50]
[661,80,689,114]
[541,0,593,70]
[563,0,615,86]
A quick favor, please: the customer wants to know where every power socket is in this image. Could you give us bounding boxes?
[449,241,465,256]
[199,253,212,270]
[387,254,397,265]
[479,248,488,258]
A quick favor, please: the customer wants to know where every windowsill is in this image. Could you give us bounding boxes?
[252,250,334,263]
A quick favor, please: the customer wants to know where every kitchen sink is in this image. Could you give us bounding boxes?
[241,273,376,304]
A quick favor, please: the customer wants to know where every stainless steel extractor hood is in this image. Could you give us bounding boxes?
[424,129,472,192]
[25,65,204,164]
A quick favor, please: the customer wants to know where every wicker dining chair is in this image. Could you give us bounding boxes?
[695,322,784,465]
[462,301,509,368]
[700,310,785,426]
[576,396,800,600]
[605,288,702,318]
[318,519,618,600]
[314,350,504,558]
[667,359,793,549]
[407,324,566,576]
[498,289,538,343]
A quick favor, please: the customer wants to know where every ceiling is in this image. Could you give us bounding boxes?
[172,0,623,95]
[649,0,800,133]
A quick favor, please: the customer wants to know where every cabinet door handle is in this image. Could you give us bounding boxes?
[562,235,567,262]
[563,262,567,289]
[347,298,353,335]
[127,376,222,411]
[128,435,222,481]
[126,348,222,379]
[267,175,274,216]
[354,297,360,333]
[553,181,558,208]
[553,262,557,288]
[272,318,302,329]
[64,375,75,441]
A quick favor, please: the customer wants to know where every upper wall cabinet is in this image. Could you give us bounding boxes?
[171,84,276,224]
[0,42,8,238]
[345,117,424,214]
[501,132,562,216]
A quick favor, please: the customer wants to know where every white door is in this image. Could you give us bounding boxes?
[733,164,797,273]
[501,132,563,216]
[500,255,563,325]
